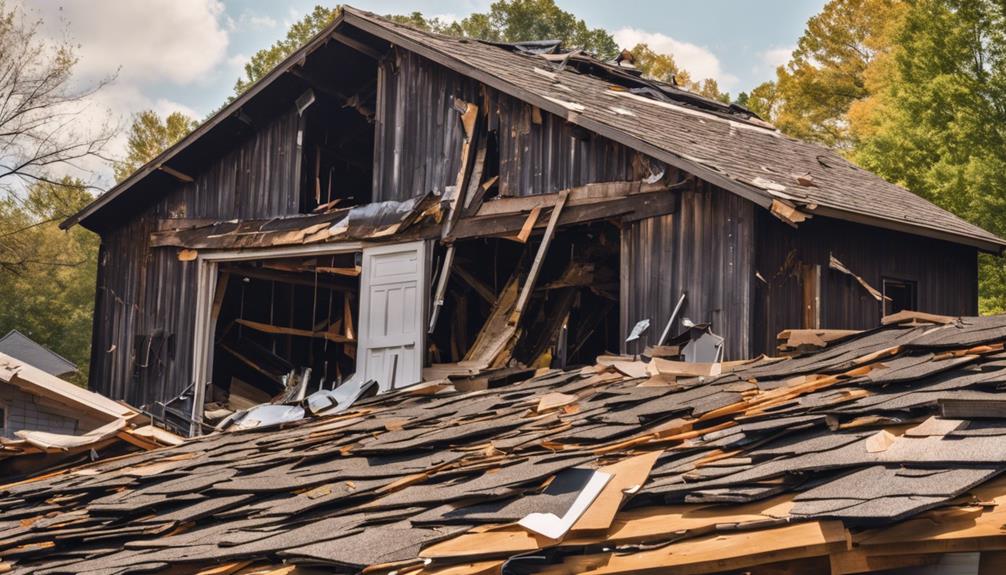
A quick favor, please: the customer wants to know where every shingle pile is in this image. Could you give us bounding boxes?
[6,313,1006,574]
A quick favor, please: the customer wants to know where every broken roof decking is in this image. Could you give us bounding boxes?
[62,7,1005,252]
[10,315,1006,573]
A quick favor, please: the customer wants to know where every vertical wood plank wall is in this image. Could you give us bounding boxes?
[621,183,755,360]
[752,211,979,355]
[89,108,301,410]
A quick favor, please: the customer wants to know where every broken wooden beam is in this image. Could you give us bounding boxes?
[508,189,569,326]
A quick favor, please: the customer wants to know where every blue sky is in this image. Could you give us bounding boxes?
[29,0,825,186]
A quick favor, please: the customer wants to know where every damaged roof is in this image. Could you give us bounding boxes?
[10,312,1006,573]
[61,7,1005,252]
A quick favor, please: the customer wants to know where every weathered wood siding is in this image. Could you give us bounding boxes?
[89,108,301,410]
[373,50,479,202]
[752,211,979,355]
[621,182,756,360]
[373,51,661,202]
[494,91,652,197]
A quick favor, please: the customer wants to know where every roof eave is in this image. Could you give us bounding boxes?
[810,204,1005,254]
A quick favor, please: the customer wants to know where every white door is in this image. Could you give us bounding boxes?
[357,241,427,391]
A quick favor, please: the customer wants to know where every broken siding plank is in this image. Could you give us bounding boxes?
[508,190,569,325]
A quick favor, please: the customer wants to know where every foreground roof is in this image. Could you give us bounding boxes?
[63,7,1005,252]
[7,313,1006,573]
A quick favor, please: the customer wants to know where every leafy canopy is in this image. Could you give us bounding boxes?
[114,111,199,183]
[0,178,98,385]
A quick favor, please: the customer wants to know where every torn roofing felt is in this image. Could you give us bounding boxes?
[61,7,1006,253]
[10,313,1006,573]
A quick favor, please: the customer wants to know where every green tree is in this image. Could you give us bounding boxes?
[735,81,778,120]
[114,111,198,183]
[766,0,905,148]
[850,0,1006,313]
[443,0,618,60]
[234,5,338,95]
[0,178,98,385]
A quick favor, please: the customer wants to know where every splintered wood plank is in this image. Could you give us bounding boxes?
[881,309,954,326]
[210,272,230,323]
[463,273,520,368]
[829,550,942,575]
[513,206,542,244]
[508,190,569,326]
[649,358,722,377]
[571,451,662,533]
[536,392,578,413]
[549,520,845,575]
[195,562,252,575]
[420,525,548,559]
[418,560,504,575]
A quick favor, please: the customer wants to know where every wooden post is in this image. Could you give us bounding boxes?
[802,263,821,329]
[508,190,569,326]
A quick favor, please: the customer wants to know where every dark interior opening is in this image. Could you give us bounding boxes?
[883,277,917,316]
[207,253,361,418]
[428,222,621,370]
[295,39,379,213]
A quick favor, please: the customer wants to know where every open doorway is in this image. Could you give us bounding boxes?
[190,240,429,433]
[204,250,362,423]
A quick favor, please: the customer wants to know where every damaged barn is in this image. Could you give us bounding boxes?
[60,7,1004,435]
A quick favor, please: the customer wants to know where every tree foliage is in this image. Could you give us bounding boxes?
[848,0,1006,312]
[747,0,904,147]
[0,178,98,385]
[114,111,198,183]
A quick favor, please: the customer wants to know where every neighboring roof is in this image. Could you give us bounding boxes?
[0,330,76,377]
[0,352,184,480]
[62,8,1006,252]
[9,313,1006,573]
[0,351,131,422]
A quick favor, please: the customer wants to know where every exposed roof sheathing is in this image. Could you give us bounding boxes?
[8,314,1006,573]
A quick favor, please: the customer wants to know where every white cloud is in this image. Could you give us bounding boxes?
[759,46,794,70]
[47,0,230,85]
[236,12,279,31]
[612,28,738,89]
[5,0,231,190]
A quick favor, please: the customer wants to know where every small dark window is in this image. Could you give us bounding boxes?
[883,278,917,315]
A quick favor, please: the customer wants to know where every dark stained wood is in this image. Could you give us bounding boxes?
[621,181,755,360]
[753,210,978,356]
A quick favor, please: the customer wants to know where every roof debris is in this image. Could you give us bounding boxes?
[5,315,1006,572]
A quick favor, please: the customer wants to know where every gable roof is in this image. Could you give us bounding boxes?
[62,7,1006,253]
[9,313,1006,572]
[0,329,76,377]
